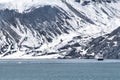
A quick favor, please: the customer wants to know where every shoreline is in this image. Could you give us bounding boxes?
[0,58,119,61]
[0,59,120,64]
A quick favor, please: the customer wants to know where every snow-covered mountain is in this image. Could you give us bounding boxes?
[0,0,120,59]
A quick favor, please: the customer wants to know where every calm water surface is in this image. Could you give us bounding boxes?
[0,59,120,80]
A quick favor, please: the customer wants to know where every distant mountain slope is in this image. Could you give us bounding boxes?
[86,27,120,59]
[0,0,120,59]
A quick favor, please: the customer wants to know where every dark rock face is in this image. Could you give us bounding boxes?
[75,0,117,3]
[0,5,73,56]
[75,0,81,3]
[86,27,120,59]
[92,0,117,3]
[0,6,71,42]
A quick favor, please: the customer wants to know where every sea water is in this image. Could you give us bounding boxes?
[0,59,120,80]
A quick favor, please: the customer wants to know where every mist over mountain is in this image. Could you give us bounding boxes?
[0,0,120,59]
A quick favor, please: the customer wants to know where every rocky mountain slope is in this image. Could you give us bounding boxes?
[0,0,120,59]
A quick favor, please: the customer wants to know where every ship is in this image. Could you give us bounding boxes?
[95,53,104,61]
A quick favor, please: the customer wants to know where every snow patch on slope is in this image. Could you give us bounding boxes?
[0,0,69,13]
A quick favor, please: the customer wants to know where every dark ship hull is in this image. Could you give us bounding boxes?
[97,58,104,61]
